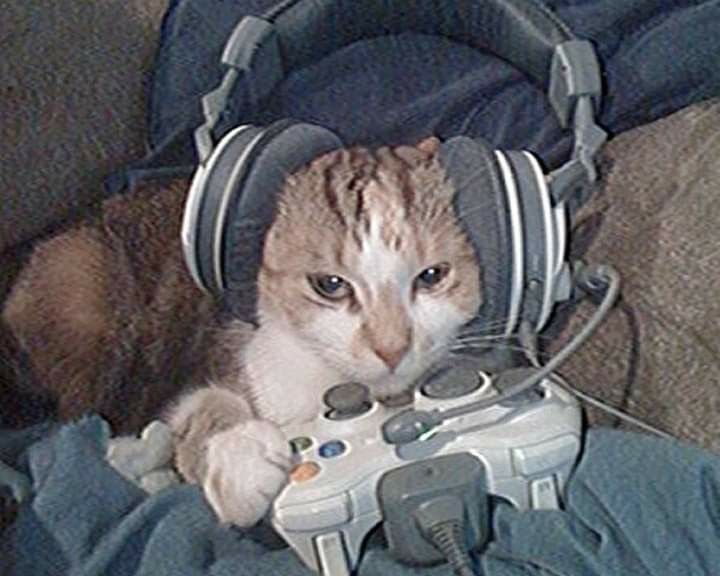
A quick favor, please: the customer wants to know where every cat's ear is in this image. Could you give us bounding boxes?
[394,137,440,165]
[416,136,440,154]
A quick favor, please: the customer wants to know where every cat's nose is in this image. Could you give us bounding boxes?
[374,343,409,371]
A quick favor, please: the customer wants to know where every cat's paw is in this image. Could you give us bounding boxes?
[203,419,292,527]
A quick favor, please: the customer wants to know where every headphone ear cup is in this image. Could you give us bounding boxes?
[438,136,514,337]
[503,150,559,332]
[186,124,265,294]
[220,120,344,322]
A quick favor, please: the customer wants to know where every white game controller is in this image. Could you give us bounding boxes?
[272,366,582,575]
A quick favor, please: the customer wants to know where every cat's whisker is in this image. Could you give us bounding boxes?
[452,337,555,354]
[450,343,554,361]
[460,317,515,330]
[454,327,509,340]
[456,335,508,343]
[423,339,455,360]
[456,324,513,336]
[455,327,508,340]
[453,335,510,345]
[456,321,563,341]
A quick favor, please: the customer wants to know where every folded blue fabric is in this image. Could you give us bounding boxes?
[2,417,720,575]
[482,430,720,576]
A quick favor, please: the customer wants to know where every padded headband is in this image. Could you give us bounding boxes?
[195,0,605,204]
[184,0,607,331]
[259,0,574,100]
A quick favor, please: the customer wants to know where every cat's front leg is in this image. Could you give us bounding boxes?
[168,387,292,527]
[204,419,292,525]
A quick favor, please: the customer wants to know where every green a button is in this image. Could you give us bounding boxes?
[290,436,314,454]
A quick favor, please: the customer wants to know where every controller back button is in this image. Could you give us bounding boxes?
[290,436,314,454]
[275,493,353,531]
[511,435,580,475]
[290,462,321,483]
[319,440,347,458]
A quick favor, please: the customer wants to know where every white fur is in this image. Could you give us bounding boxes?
[358,224,401,286]
[204,419,291,526]
[357,182,412,288]
[198,322,350,526]
[413,294,469,352]
[167,386,253,432]
[244,321,344,426]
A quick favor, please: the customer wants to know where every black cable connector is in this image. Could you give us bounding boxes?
[414,495,478,576]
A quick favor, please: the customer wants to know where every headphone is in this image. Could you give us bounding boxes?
[181,0,607,339]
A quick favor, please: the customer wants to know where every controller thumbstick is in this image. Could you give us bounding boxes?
[420,365,481,399]
[323,382,372,420]
[495,367,544,406]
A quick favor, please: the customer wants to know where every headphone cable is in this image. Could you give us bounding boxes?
[383,263,622,444]
[439,263,622,419]
[518,267,674,440]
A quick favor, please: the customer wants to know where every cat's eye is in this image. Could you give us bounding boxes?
[414,263,451,292]
[308,274,353,301]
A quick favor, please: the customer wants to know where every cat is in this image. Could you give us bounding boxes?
[2,137,484,526]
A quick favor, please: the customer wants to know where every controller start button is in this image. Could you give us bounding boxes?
[290,462,321,483]
[319,440,347,458]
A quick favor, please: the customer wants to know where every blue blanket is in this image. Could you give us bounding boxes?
[2,418,720,575]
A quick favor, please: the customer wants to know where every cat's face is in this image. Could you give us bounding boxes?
[257,139,481,399]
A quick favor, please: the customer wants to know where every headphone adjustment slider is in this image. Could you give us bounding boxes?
[548,96,607,205]
[548,40,603,128]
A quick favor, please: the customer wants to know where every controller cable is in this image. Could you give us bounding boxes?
[421,521,476,576]
[384,263,623,444]
[414,495,478,576]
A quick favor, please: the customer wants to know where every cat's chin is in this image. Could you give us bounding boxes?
[354,355,447,404]
[365,374,419,404]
